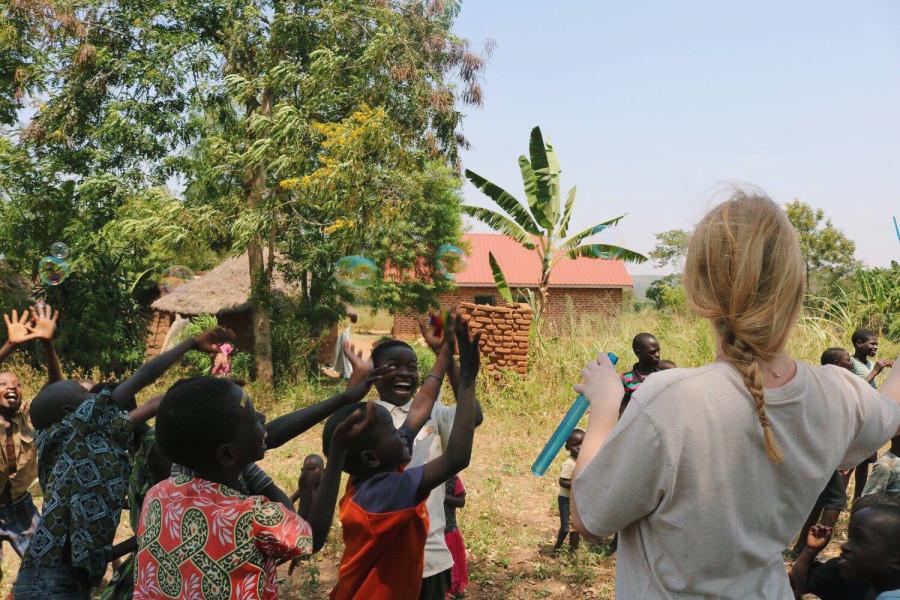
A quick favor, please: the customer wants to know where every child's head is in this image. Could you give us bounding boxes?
[348,311,358,324]
[852,329,879,358]
[371,340,419,407]
[657,359,677,371]
[322,402,410,477]
[0,371,23,414]
[839,495,900,589]
[821,347,853,371]
[29,380,90,429]
[631,333,660,369]
[682,190,805,464]
[156,377,266,474]
[565,429,584,458]
[300,454,325,486]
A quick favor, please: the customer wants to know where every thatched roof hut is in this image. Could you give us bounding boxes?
[146,251,294,356]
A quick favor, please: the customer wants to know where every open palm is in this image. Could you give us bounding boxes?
[3,310,37,344]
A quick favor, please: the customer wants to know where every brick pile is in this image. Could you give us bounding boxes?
[457,301,532,378]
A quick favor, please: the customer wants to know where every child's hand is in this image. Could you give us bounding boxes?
[192,327,235,353]
[343,341,373,384]
[418,316,443,354]
[29,303,59,341]
[455,317,481,385]
[806,524,832,553]
[344,364,395,403]
[3,309,38,345]
[574,352,625,412]
[874,359,895,374]
[331,402,377,449]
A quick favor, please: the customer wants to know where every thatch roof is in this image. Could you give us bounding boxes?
[151,251,294,316]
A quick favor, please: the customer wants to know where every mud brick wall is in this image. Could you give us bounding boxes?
[458,301,532,378]
[145,310,175,358]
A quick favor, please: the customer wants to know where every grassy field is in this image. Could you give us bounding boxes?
[0,306,897,598]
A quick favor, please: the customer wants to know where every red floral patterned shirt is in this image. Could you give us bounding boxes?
[134,475,312,599]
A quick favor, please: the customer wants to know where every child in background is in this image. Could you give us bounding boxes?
[322,318,481,600]
[863,436,900,497]
[0,305,62,590]
[620,333,661,415]
[791,348,856,556]
[850,331,895,500]
[790,494,900,600]
[211,341,234,376]
[135,370,385,599]
[14,327,232,599]
[444,475,468,599]
[554,429,584,554]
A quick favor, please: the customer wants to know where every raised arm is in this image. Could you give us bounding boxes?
[417,319,481,500]
[788,524,832,596]
[301,403,375,552]
[1,309,39,364]
[265,365,393,449]
[419,315,483,427]
[403,332,454,436]
[29,304,62,383]
[112,327,232,411]
[129,394,164,425]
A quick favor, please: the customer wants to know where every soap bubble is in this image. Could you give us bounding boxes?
[159,265,195,294]
[435,244,467,280]
[50,242,69,259]
[335,256,377,291]
[38,256,70,286]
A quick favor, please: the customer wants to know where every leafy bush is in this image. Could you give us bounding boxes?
[645,274,686,311]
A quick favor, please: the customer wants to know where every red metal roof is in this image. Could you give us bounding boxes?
[456,233,633,288]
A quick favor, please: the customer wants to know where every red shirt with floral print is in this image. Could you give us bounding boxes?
[134,475,312,599]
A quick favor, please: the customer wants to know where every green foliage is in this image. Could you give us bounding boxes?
[648,229,690,270]
[177,314,253,380]
[464,126,646,319]
[645,274,686,311]
[785,199,858,291]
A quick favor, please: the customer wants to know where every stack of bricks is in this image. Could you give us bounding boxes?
[457,301,532,378]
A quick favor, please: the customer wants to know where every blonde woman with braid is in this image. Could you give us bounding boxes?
[570,190,900,599]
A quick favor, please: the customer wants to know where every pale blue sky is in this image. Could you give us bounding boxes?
[452,1,900,274]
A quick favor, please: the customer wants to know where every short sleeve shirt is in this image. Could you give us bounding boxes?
[558,457,575,498]
[375,398,456,578]
[134,475,312,600]
[862,451,900,497]
[851,356,878,389]
[23,390,133,583]
[573,361,900,599]
[0,407,38,502]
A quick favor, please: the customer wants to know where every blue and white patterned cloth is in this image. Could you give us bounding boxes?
[22,389,133,584]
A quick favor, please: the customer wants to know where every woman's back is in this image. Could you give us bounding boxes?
[574,361,899,599]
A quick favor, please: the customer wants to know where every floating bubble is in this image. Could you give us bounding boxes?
[435,244,467,280]
[335,256,377,291]
[159,265,195,294]
[50,242,69,259]
[38,256,70,286]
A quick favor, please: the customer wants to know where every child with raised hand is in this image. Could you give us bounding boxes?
[134,369,386,600]
[323,317,481,600]
[554,429,583,554]
[14,326,232,599]
[852,328,894,389]
[790,494,900,600]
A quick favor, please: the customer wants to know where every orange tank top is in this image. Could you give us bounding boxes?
[330,482,429,600]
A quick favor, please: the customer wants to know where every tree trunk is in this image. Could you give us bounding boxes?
[247,90,274,387]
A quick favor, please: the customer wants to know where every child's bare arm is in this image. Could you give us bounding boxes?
[129,394,164,425]
[403,333,454,436]
[266,365,393,449]
[29,304,62,383]
[302,403,375,552]
[417,320,481,500]
[112,327,233,410]
[789,524,831,595]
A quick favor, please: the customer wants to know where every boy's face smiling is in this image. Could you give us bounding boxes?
[838,508,900,583]
[0,372,22,413]
[373,346,419,407]
[856,336,879,358]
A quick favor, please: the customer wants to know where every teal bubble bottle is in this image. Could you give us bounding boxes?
[531,352,618,477]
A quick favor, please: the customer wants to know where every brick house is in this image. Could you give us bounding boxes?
[392,233,633,338]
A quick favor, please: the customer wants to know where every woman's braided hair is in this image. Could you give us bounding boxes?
[683,190,805,463]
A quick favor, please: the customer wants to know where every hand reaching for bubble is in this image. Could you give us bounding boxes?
[29,303,59,341]
[3,309,38,345]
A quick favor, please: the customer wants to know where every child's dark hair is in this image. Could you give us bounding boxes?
[820,348,847,366]
[155,377,244,471]
[371,339,415,367]
[632,332,657,353]
[322,402,378,475]
[852,328,877,345]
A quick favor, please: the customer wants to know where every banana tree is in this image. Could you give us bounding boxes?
[463,126,646,320]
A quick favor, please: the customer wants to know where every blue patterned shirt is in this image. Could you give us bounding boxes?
[23,389,133,583]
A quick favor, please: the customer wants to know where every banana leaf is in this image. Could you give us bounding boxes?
[556,186,577,238]
[558,215,627,256]
[489,251,514,304]
[461,206,537,250]
[464,169,541,235]
[564,243,647,264]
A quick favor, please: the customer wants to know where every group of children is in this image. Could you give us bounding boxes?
[0,303,482,599]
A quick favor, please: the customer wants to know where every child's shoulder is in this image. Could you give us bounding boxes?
[351,466,425,514]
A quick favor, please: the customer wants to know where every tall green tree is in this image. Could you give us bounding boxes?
[464,126,646,319]
[785,199,858,291]
[649,229,690,270]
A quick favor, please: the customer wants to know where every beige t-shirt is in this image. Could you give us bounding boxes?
[573,361,900,600]
[559,457,576,498]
